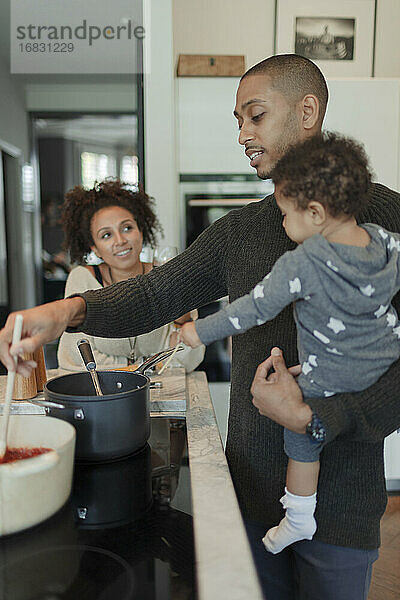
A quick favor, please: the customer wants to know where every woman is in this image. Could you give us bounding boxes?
[57,179,204,371]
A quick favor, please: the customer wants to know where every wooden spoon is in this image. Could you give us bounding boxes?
[0,314,24,460]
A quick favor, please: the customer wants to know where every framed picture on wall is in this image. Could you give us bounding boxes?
[275,0,377,77]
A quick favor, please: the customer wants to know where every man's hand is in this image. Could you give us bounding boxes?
[0,297,86,375]
[179,321,202,348]
[250,347,312,434]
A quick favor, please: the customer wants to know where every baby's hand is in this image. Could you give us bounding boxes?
[180,322,202,348]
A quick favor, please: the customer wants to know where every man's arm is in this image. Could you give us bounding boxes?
[0,296,86,374]
[251,348,400,443]
[0,209,232,372]
[190,246,309,345]
[306,356,400,442]
[76,213,230,339]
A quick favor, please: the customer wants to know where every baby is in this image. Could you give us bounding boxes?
[180,132,400,554]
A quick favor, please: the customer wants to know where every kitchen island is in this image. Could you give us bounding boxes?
[0,370,262,600]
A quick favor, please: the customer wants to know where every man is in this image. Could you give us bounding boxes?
[1,54,400,599]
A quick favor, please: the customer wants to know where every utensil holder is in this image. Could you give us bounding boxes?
[33,346,47,392]
[12,353,37,400]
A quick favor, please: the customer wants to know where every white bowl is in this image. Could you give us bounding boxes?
[0,415,75,536]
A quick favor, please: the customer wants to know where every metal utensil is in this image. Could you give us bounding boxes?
[158,339,183,374]
[134,346,184,374]
[77,339,103,396]
[0,314,24,459]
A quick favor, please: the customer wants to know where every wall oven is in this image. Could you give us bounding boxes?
[180,174,274,381]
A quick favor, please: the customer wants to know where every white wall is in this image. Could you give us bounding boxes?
[144,0,179,247]
[173,0,400,77]
[177,76,400,190]
[173,0,275,72]
[375,0,400,77]
[324,78,400,191]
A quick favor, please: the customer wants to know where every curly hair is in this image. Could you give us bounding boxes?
[270,132,373,218]
[62,179,163,264]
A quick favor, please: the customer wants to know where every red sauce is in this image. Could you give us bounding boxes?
[0,447,52,464]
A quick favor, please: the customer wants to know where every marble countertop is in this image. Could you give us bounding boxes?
[0,369,263,600]
[186,372,263,600]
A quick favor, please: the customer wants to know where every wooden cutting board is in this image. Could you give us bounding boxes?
[149,367,186,412]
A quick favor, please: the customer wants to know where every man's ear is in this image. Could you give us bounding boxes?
[307,201,326,225]
[301,94,320,131]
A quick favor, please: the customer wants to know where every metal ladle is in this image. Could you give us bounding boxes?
[77,339,103,396]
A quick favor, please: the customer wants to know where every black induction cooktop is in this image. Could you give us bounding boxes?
[0,418,196,600]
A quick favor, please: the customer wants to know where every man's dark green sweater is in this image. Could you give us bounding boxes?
[78,183,400,549]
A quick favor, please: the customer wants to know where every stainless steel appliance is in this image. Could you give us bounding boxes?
[181,174,274,381]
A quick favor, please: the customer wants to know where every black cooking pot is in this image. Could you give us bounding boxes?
[38,348,180,462]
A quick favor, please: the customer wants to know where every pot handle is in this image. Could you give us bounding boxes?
[77,339,96,370]
[6,450,59,478]
[135,347,184,374]
[28,399,66,409]
[28,399,84,421]
[77,339,103,396]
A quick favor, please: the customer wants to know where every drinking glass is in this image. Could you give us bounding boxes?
[153,246,179,266]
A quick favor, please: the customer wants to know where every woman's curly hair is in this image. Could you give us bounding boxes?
[270,132,373,218]
[62,179,163,264]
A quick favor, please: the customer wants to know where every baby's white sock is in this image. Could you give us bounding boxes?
[262,488,317,554]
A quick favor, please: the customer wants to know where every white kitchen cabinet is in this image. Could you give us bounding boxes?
[177,77,400,190]
[384,430,400,490]
[177,77,251,174]
[324,78,400,192]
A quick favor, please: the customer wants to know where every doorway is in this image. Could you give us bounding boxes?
[31,113,140,304]
[0,140,39,374]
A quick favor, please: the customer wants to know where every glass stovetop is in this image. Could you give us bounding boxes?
[0,418,196,600]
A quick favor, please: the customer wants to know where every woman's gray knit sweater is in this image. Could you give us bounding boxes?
[77,183,400,549]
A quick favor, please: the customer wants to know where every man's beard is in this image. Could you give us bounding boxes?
[257,113,302,179]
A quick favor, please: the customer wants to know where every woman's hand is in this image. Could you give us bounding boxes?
[180,322,202,348]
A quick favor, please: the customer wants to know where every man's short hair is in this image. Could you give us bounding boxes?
[270,132,373,218]
[243,54,329,126]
